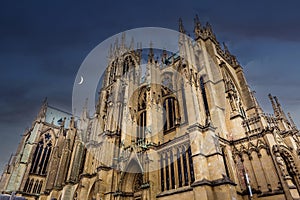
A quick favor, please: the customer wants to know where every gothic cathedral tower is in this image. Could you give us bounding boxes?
[1,17,300,200]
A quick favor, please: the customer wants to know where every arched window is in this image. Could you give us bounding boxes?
[200,76,210,117]
[30,133,52,175]
[41,142,52,175]
[33,180,39,193]
[160,154,165,191]
[165,152,170,190]
[187,147,195,183]
[37,181,43,194]
[182,146,189,186]
[137,111,146,140]
[177,148,183,187]
[109,60,118,84]
[170,151,175,189]
[123,56,134,75]
[28,179,34,193]
[30,141,43,173]
[23,178,29,192]
[160,146,194,191]
[163,98,176,131]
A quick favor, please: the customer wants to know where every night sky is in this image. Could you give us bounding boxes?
[1,0,300,172]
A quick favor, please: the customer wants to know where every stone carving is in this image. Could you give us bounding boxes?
[133,173,143,192]
[275,152,288,177]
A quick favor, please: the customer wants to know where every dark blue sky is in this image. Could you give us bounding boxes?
[1,0,300,172]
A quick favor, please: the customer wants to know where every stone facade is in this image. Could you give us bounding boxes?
[1,17,300,200]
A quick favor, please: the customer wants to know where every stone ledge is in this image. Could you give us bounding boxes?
[192,151,223,158]
[191,176,236,187]
[187,123,216,133]
[156,186,193,198]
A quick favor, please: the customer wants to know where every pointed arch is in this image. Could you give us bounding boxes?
[30,132,53,175]
[87,182,98,200]
[163,97,176,131]
[122,55,136,75]
[273,145,300,192]
[119,159,144,195]
[23,178,30,192]
[37,180,43,194]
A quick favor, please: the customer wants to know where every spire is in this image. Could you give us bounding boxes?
[274,96,288,120]
[60,117,66,128]
[69,116,75,129]
[179,18,185,33]
[194,15,201,38]
[113,37,119,57]
[137,42,142,61]
[223,42,230,54]
[251,91,263,113]
[129,37,134,50]
[81,98,89,119]
[109,44,113,60]
[121,32,126,50]
[288,112,297,129]
[161,49,168,64]
[148,41,154,63]
[206,22,213,33]
[268,94,280,117]
[37,97,48,120]
[42,97,48,105]
[273,96,283,114]
[194,14,201,27]
[205,22,217,42]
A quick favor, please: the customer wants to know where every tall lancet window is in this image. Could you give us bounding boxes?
[123,56,135,75]
[200,76,210,117]
[109,59,118,84]
[30,133,52,175]
[137,111,147,140]
[137,88,147,141]
[163,97,176,131]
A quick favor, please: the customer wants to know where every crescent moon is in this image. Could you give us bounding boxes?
[78,76,84,85]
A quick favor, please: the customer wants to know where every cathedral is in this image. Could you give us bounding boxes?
[1,17,300,200]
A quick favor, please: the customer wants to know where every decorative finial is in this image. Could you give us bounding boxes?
[129,37,134,50]
[121,32,126,49]
[161,49,168,64]
[114,37,119,56]
[109,44,113,59]
[81,98,89,118]
[223,42,230,53]
[194,15,201,38]
[206,22,212,31]
[37,97,48,120]
[268,94,280,117]
[288,112,297,129]
[274,96,283,113]
[179,18,185,33]
[70,116,75,128]
[43,97,48,105]
[148,41,154,63]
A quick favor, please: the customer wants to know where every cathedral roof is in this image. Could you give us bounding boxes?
[44,105,72,128]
